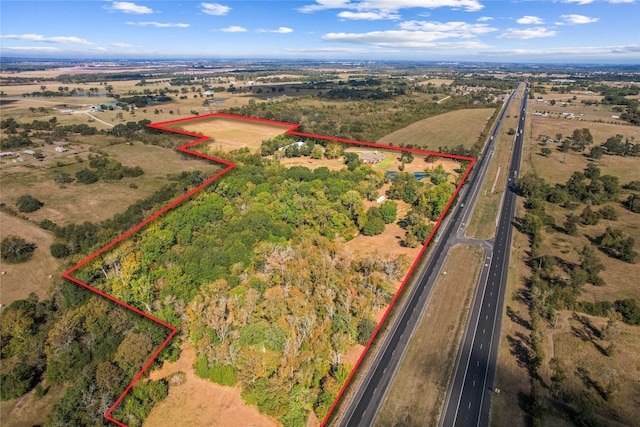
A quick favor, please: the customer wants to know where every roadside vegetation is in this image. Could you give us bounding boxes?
[493,98,640,427]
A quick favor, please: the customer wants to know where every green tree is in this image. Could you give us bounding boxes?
[624,193,640,213]
[590,146,604,160]
[578,245,605,286]
[1,236,36,263]
[379,200,397,224]
[564,214,579,236]
[362,207,385,236]
[75,168,99,184]
[599,227,638,263]
[50,242,71,258]
[16,195,44,213]
[541,147,552,157]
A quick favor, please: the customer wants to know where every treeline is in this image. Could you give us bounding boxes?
[0,117,179,150]
[42,171,207,257]
[75,150,412,425]
[224,92,499,143]
[452,77,519,91]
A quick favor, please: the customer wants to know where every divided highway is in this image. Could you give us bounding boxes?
[440,83,529,427]
[337,85,522,427]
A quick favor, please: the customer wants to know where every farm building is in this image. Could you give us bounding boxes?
[55,146,68,153]
[23,150,36,156]
[0,152,15,157]
[360,152,386,164]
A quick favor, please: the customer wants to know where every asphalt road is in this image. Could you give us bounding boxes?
[440,83,529,427]
[337,85,520,427]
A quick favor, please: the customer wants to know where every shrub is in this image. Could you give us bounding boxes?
[50,242,71,258]
[1,236,36,263]
[16,195,43,213]
[75,168,98,184]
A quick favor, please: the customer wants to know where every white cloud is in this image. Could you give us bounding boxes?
[489,44,640,58]
[127,21,190,27]
[562,0,594,4]
[477,16,493,22]
[300,0,484,13]
[1,34,92,45]
[559,14,599,24]
[322,30,489,49]
[2,46,61,52]
[105,1,154,14]
[283,47,370,53]
[607,0,635,3]
[220,26,248,32]
[399,20,496,35]
[338,10,401,20]
[497,27,557,39]
[201,2,231,16]
[517,16,544,25]
[259,27,294,33]
[111,42,133,48]
[90,47,109,52]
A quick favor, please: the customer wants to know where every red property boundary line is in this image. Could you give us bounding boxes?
[62,112,475,427]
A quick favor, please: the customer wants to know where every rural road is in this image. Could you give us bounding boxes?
[439,83,529,427]
[337,84,521,427]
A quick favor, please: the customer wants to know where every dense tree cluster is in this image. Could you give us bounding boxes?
[74,153,411,425]
[16,194,43,213]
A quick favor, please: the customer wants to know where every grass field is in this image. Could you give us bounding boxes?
[375,245,483,427]
[166,115,292,152]
[144,345,280,427]
[0,212,60,305]
[376,108,495,151]
[1,141,221,226]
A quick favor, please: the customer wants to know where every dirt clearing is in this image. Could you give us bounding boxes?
[167,116,292,153]
[145,345,280,427]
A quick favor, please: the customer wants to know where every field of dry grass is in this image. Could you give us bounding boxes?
[1,141,221,226]
[375,244,483,427]
[166,115,292,152]
[0,212,60,305]
[144,346,280,427]
[0,383,66,427]
[376,108,495,151]
[491,109,640,425]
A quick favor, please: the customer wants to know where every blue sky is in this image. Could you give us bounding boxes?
[1,0,638,63]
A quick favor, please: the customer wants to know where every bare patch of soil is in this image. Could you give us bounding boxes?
[145,345,280,427]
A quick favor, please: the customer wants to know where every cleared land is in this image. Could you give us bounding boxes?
[0,383,66,427]
[166,115,293,152]
[376,108,495,151]
[145,346,280,427]
[0,212,60,305]
[375,244,483,427]
[0,142,221,226]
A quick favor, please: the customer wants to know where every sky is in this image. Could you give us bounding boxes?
[1,0,639,63]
